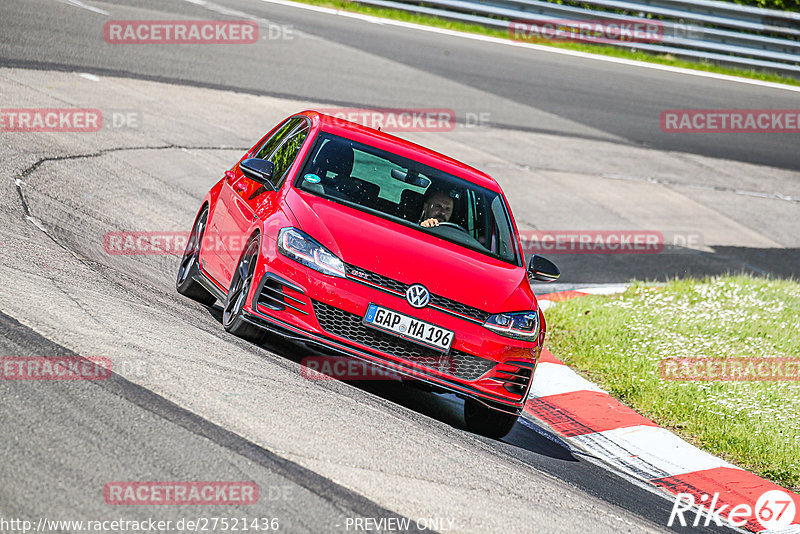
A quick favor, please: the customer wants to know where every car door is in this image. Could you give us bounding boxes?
[203,118,294,285]
[217,118,311,286]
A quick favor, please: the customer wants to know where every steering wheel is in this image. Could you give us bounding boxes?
[436,221,469,233]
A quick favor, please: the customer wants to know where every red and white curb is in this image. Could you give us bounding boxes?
[526,288,800,533]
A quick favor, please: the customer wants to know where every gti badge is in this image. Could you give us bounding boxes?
[350,268,369,279]
[406,284,430,309]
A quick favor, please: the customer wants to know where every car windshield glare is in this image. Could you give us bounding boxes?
[295,133,519,264]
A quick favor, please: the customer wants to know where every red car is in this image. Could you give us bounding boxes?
[176,111,560,438]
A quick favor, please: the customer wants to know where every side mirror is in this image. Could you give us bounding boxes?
[239,158,276,188]
[528,255,560,282]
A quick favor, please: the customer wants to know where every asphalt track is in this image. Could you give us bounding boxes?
[0,0,798,533]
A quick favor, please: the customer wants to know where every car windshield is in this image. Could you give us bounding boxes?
[295,132,519,264]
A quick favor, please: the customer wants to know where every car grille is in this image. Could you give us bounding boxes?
[312,300,495,381]
[344,264,491,323]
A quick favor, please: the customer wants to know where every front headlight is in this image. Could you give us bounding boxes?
[483,311,540,340]
[277,227,346,278]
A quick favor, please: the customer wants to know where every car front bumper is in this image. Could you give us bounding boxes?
[237,245,541,413]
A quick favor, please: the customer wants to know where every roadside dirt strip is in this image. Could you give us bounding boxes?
[528,290,800,534]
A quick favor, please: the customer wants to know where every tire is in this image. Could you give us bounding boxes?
[176,206,216,306]
[222,235,267,344]
[463,398,518,439]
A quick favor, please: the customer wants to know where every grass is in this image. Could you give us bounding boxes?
[544,275,800,491]
[290,0,800,87]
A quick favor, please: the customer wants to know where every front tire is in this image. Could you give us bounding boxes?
[176,206,216,306]
[463,398,518,439]
[222,235,266,344]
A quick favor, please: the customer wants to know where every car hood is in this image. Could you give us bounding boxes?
[285,188,536,314]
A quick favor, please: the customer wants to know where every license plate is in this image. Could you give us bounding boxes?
[363,304,454,353]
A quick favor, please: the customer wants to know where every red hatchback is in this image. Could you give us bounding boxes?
[177,111,560,438]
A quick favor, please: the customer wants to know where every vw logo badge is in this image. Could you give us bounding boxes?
[406,284,430,309]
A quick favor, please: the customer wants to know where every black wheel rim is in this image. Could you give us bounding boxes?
[177,208,206,285]
[223,239,258,327]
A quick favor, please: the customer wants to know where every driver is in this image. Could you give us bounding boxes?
[420,190,454,228]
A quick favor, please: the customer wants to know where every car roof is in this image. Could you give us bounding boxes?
[297,110,503,193]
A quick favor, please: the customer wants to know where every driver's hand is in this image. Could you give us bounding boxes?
[421,218,440,228]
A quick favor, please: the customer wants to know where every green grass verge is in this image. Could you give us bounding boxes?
[544,275,800,491]
[290,0,800,87]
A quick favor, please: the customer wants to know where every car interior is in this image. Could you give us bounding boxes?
[297,134,517,263]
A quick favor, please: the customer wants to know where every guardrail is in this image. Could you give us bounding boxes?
[354,0,800,76]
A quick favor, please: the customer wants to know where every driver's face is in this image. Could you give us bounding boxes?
[423,193,454,222]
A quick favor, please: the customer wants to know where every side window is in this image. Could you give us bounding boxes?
[490,196,514,260]
[269,122,310,188]
[254,117,302,160]
[465,190,476,237]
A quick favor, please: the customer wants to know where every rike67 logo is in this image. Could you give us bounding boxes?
[668,489,797,530]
